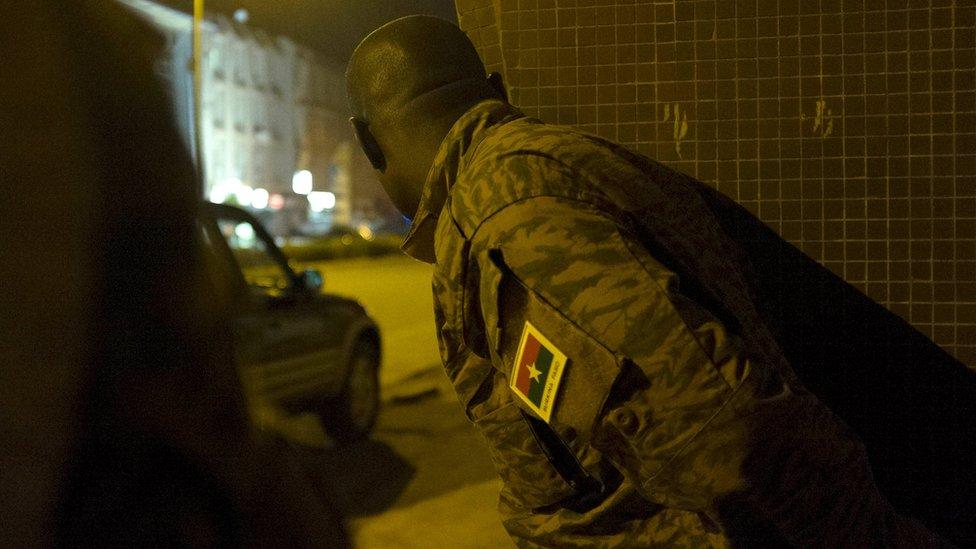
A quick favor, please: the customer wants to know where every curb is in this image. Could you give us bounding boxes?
[381,364,443,404]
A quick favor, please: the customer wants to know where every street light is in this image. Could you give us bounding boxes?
[192,0,204,191]
[251,188,270,209]
[308,191,336,213]
[292,170,314,195]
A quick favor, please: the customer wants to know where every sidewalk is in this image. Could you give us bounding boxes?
[382,363,444,402]
[350,480,513,548]
[355,367,514,548]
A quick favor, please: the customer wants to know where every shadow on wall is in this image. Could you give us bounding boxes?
[699,183,976,547]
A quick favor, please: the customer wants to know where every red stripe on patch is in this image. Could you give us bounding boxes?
[515,333,541,395]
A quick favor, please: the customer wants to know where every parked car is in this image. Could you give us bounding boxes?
[199,202,381,442]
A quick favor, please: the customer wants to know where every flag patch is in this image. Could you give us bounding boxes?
[510,321,568,423]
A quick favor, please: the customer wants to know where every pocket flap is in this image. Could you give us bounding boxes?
[479,249,623,448]
[475,402,578,509]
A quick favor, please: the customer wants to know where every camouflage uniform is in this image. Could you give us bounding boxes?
[402,100,943,547]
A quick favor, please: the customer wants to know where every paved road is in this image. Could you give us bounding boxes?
[279,255,514,547]
[307,255,441,388]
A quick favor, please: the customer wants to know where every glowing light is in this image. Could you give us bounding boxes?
[307,191,336,213]
[209,177,242,204]
[233,8,249,24]
[234,184,254,206]
[234,222,255,241]
[269,193,285,210]
[292,170,313,195]
[357,225,374,241]
[251,188,269,209]
[209,186,229,204]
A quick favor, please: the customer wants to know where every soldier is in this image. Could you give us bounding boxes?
[346,15,948,547]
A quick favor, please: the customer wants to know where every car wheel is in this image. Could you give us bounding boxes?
[317,339,379,444]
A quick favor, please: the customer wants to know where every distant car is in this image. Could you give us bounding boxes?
[296,222,369,245]
[199,202,381,442]
[324,224,364,243]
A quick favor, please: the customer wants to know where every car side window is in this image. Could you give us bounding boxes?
[215,217,291,297]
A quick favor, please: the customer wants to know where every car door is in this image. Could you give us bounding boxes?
[202,205,346,410]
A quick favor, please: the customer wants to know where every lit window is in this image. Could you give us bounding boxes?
[209,47,224,79]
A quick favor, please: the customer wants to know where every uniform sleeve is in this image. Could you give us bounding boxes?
[470,194,943,547]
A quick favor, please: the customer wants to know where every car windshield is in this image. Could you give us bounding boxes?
[216,217,291,297]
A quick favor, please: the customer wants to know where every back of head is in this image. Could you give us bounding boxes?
[346,15,504,218]
[347,15,491,127]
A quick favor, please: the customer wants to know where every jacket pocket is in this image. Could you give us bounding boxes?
[473,401,578,510]
[471,248,624,448]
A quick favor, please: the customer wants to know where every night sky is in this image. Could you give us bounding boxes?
[152,0,457,65]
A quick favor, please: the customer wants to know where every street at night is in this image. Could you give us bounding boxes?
[5,1,976,547]
[256,255,511,547]
[250,256,511,549]
[274,366,512,548]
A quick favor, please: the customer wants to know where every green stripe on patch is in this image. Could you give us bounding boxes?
[528,346,553,405]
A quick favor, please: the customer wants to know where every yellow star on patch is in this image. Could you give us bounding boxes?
[527,363,542,382]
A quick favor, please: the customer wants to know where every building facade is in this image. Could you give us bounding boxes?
[122,0,394,236]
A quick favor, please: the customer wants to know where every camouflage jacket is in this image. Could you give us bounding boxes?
[402,100,943,548]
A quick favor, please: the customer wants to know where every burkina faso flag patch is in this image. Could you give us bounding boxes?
[510,321,568,423]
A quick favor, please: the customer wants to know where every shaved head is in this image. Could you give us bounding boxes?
[346,15,506,219]
[347,15,488,124]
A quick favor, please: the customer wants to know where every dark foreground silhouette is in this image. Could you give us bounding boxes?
[2,3,347,546]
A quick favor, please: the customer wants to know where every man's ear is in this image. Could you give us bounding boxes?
[487,72,508,102]
[350,117,386,171]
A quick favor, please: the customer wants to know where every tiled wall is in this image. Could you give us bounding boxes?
[455,0,976,366]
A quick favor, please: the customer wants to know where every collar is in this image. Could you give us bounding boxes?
[400,99,524,263]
